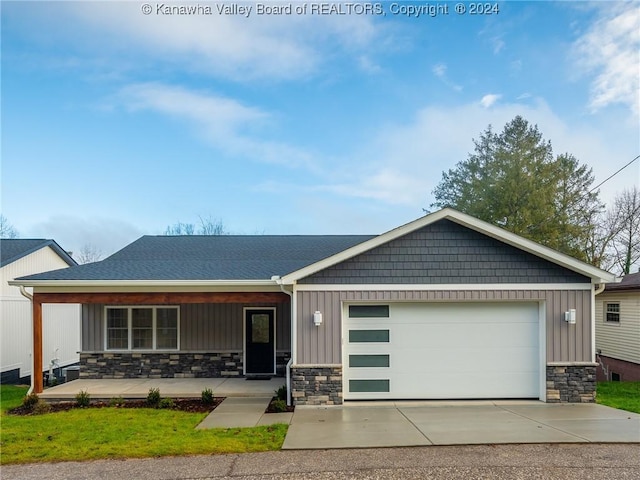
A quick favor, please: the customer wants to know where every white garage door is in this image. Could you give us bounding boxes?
[343,302,540,400]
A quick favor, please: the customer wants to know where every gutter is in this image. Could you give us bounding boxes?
[272,275,294,406]
[17,286,35,395]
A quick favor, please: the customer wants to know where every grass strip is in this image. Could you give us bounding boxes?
[596,381,640,414]
[1,385,287,464]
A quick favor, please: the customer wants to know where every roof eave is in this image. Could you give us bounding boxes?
[8,279,279,288]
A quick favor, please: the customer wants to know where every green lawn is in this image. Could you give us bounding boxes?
[596,381,640,414]
[0,385,287,465]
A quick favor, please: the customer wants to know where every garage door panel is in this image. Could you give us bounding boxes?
[344,302,540,400]
[392,324,538,349]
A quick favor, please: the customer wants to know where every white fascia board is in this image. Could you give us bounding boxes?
[295,283,593,291]
[281,208,617,284]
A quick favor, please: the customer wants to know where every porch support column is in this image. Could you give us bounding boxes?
[33,298,43,394]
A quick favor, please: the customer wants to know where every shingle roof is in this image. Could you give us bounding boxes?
[605,271,640,292]
[1,239,76,268]
[16,235,374,281]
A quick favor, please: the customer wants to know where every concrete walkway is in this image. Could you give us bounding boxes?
[39,377,285,400]
[196,397,293,429]
[282,400,640,449]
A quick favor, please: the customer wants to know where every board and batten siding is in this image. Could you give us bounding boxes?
[298,220,590,285]
[296,289,592,364]
[82,302,291,352]
[595,292,640,365]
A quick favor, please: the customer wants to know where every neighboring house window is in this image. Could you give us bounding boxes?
[605,303,620,323]
[106,306,179,350]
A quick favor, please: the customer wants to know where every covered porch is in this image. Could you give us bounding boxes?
[30,290,292,394]
[38,377,286,400]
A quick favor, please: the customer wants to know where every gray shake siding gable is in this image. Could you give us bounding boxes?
[298,220,590,284]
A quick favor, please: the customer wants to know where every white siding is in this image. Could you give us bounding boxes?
[1,246,81,378]
[595,292,640,365]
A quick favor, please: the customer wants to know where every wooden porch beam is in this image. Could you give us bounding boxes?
[33,291,290,305]
[33,299,43,394]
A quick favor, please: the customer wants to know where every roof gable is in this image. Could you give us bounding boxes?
[0,239,76,268]
[298,219,591,285]
[283,208,616,284]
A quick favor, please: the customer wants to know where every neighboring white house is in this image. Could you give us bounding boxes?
[1,239,81,384]
[596,272,640,382]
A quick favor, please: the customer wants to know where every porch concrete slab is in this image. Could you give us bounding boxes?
[39,377,284,400]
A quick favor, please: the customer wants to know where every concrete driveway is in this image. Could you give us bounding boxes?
[282,400,640,449]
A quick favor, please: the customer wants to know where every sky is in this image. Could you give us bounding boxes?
[2,1,639,260]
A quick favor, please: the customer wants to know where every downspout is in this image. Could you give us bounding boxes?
[18,286,35,395]
[593,283,606,369]
[273,276,294,406]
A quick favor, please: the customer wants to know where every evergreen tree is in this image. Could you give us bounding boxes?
[431,116,602,261]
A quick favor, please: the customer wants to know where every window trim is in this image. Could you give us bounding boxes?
[104,306,180,351]
[604,302,620,324]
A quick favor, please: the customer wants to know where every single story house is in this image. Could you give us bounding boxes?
[11,208,616,404]
[595,272,640,381]
[1,239,80,384]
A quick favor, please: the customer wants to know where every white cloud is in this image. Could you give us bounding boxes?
[29,2,386,82]
[432,63,447,78]
[26,216,144,259]
[480,94,502,108]
[573,3,640,116]
[492,37,506,54]
[432,63,463,92]
[314,98,639,210]
[358,55,382,74]
[117,83,316,169]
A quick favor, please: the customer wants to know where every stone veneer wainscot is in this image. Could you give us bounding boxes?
[291,365,342,405]
[546,364,597,403]
[80,351,290,379]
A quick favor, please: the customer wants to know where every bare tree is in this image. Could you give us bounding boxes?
[0,215,18,239]
[164,222,196,235]
[608,186,640,275]
[164,216,228,236]
[76,244,103,264]
[198,215,227,235]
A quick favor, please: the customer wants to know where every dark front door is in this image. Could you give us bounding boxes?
[245,309,275,375]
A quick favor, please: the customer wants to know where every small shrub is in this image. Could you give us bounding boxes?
[272,399,287,413]
[201,388,215,405]
[32,400,52,415]
[109,396,126,407]
[21,392,40,411]
[275,385,287,401]
[75,390,91,407]
[159,397,174,409]
[146,388,161,408]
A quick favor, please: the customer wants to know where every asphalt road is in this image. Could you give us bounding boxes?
[3,444,639,480]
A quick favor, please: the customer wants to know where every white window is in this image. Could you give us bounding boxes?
[105,306,179,350]
[605,303,620,323]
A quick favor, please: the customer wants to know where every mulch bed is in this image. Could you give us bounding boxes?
[8,398,224,416]
[264,397,295,413]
